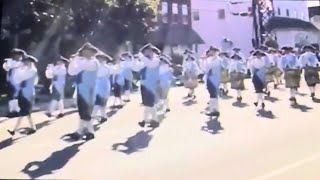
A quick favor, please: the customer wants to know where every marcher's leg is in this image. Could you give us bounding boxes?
[27,115,37,133]
[8,116,23,136]
[58,100,64,115]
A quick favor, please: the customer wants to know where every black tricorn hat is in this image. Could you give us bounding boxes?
[56,56,69,63]
[281,46,294,51]
[140,43,161,54]
[96,52,113,62]
[233,47,241,51]
[11,48,26,56]
[302,45,316,51]
[22,55,38,63]
[78,43,99,54]
[120,52,133,60]
[253,50,266,57]
[219,52,230,58]
[206,46,220,55]
[231,54,242,60]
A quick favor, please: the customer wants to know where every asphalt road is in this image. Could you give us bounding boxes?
[0,80,320,180]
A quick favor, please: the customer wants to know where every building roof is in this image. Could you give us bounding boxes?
[265,16,319,32]
[148,24,205,45]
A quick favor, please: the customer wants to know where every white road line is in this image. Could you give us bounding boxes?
[252,152,320,180]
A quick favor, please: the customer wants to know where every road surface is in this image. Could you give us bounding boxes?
[0,80,320,180]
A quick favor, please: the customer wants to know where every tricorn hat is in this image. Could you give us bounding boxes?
[219,52,230,58]
[183,49,194,55]
[281,46,294,51]
[140,43,161,55]
[231,54,242,60]
[22,55,38,63]
[233,47,241,51]
[206,46,220,55]
[267,48,277,53]
[253,50,266,57]
[120,52,133,60]
[302,45,316,51]
[78,43,99,54]
[96,52,113,63]
[11,48,26,57]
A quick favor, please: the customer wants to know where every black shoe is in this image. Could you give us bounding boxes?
[57,113,64,118]
[187,93,192,98]
[82,133,95,141]
[45,112,52,118]
[123,99,130,103]
[166,108,170,113]
[117,105,124,109]
[100,117,108,123]
[27,129,36,135]
[148,120,160,128]
[237,96,242,103]
[138,121,146,127]
[7,112,18,118]
[68,132,81,141]
[225,90,229,96]
[206,111,220,117]
[311,93,315,98]
[7,130,15,136]
[274,84,278,89]
[192,95,196,100]
[254,102,258,107]
[266,91,271,97]
[261,103,265,109]
[290,97,297,105]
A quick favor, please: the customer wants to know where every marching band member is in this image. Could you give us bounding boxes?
[158,54,173,113]
[203,46,222,117]
[267,48,283,89]
[67,43,99,141]
[182,53,201,100]
[91,53,113,122]
[299,45,319,100]
[219,52,231,96]
[281,46,301,105]
[131,43,161,128]
[232,48,246,63]
[7,55,38,136]
[3,49,26,118]
[120,52,134,102]
[45,56,68,118]
[229,54,247,102]
[111,56,125,108]
[249,50,268,109]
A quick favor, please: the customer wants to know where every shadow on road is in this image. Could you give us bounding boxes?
[297,92,308,97]
[232,102,249,108]
[201,117,224,135]
[21,142,85,179]
[112,128,155,155]
[291,104,313,112]
[264,96,280,103]
[182,100,197,106]
[257,109,276,119]
[312,97,320,103]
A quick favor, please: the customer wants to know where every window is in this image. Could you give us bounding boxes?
[182,4,189,24]
[193,10,200,21]
[161,2,168,15]
[286,9,290,16]
[277,8,281,15]
[218,9,225,20]
[172,3,178,14]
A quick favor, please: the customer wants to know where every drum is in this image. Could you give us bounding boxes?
[304,67,320,86]
[183,72,198,89]
[220,69,230,83]
[230,72,245,90]
[284,69,301,88]
[265,66,276,83]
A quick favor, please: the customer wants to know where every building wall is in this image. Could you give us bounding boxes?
[191,0,312,56]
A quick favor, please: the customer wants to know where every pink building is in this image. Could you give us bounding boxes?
[191,0,317,56]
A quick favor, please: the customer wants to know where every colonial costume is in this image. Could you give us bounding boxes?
[299,45,320,99]
[111,57,125,108]
[131,43,161,128]
[67,43,99,141]
[158,54,173,113]
[232,48,246,63]
[249,50,268,109]
[120,52,134,102]
[281,46,301,105]
[203,46,222,117]
[182,54,200,100]
[266,48,283,88]
[45,56,68,118]
[91,53,113,122]
[219,52,231,96]
[3,49,26,117]
[7,55,38,136]
[229,54,247,102]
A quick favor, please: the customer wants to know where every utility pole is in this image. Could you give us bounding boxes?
[252,0,274,48]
